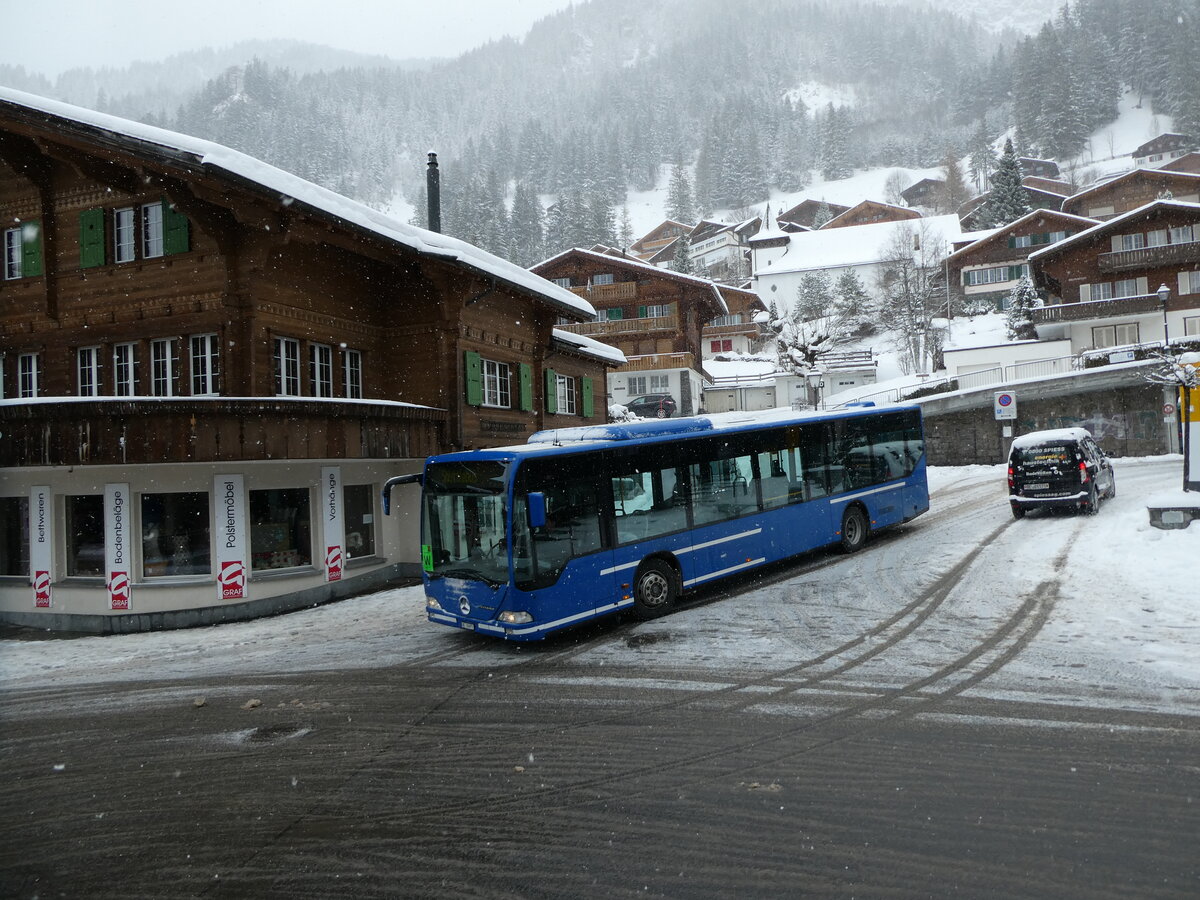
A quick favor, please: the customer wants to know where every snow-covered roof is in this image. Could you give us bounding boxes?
[0,87,595,321]
[1060,167,1200,208]
[1009,427,1094,449]
[945,208,1101,263]
[1027,199,1200,262]
[754,214,964,275]
[532,247,731,315]
[551,328,627,366]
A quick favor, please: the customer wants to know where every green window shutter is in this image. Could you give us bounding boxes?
[544,367,558,414]
[464,351,482,406]
[582,377,594,418]
[79,208,105,269]
[1007,235,1016,248]
[606,307,623,320]
[163,201,190,255]
[962,270,970,286]
[21,219,43,277]
[1009,266,1021,280]
[637,305,647,318]
[519,363,532,411]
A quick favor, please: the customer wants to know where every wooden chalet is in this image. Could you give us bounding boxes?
[1159,152,1200,175]
[0,88,620,632]
[900,178,945,211]
[531,248,739,416]
[628,219,689,261]
[945,209,1098,312]
[1060,169,1200,222]
[1027,199,1200,351]
[822,200,921,230]
[776,199,849,231]
[1017,157,1061,179]
[1133,133,1195,168]
[959,176,1074,230]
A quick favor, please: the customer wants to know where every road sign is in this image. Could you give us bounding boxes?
[994,391,1017,421]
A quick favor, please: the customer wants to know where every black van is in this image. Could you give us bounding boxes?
[1007,428,1116,519]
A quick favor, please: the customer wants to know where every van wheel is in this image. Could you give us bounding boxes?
[633,559,677,619]
[1106,477,1117,500]
[840,506,869,553]
[1011,502,1026,520]
[1084,485,1100,515]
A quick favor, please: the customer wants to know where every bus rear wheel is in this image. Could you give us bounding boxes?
[840,506,869,553]
[633,559,677,619]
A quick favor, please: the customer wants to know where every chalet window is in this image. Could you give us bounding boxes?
[310,343,333,397]
[249,488,312,571]
[592,273,614,286]
[1170,225,1196,244]
[556,374,577,415]
[709,314,742,326]
[1113,279,1140,299]
[190,334,220,396]
[641,304,671,318]
[1090,282,1114,301]
[552,277,572,288]
[1047,231,1067,244]
[710,339,733,353]
[4,227,21,279]
[482,358,511,408]
[605,308,624,320]
[141,492,211,578]
[141,203,164,258]
[114,343,137,396]
[18,353,39,398]
[273,337,301,396]
[1120,233,1146,251]
[150,338,176,397]
[964,265,1025,286]
[1184,316,1200,336]
[0,496,30,577]
[344,484,376,559]
[1092,323,1139,348]
[1147,229,1169,247]
[77,346,101,397]
[344,349,363,399]
[65,494,105,577]
[114,208,136,263]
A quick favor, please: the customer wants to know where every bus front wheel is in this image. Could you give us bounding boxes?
[840,506,869,553]
[633,559,677,619]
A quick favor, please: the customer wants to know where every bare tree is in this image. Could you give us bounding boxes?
[884,169,911,206]
[874,221,949,374]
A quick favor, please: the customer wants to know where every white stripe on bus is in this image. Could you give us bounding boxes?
[599,527,763,576]
[683,557,766,587]
[828,483,905,506]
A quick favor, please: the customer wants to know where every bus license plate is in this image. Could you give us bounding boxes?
[1026,482,1050,490]
[460,622,475,631]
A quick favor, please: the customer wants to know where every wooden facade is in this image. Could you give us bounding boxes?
[822,200,921,230]
[0,91,616,460]
[776,199,850,230]
[1060,170,1200,221]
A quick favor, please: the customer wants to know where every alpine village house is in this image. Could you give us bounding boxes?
[0,88,622,632]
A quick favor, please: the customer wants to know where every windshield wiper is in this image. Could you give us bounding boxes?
[436,567,503,587]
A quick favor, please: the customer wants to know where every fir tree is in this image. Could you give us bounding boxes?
[939,152,971,215]
[977,139,1031,228]
[666,164,696,225]
[968,119,996,193]
[1005,276,1042,341]
[834,269,875,337]
[671,232,695,275]
[813,200,834,229]
[794,271,833,322]
[508,181,545,267]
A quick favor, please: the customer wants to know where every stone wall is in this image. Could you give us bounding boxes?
[917,364,1173,466]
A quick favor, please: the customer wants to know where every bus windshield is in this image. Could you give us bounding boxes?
[421,460,510,585]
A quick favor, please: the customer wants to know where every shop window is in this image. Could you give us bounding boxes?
[66,495,105,577]
[141,492,211,577]
[0,496,30,576]
[249,488,312,571]
[343,484,376,559]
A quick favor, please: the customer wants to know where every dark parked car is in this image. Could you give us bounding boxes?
[627,393,677,418]
[1007,427,1115,518]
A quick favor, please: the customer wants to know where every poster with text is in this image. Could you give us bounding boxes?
[30,485,52,608]
[321,466,345,582]
[104,483,131,611]
[214,474,247,600]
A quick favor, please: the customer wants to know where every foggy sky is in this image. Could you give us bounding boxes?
[1,0,577,77]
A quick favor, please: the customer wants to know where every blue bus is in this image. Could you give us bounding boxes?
[383,405,929,641]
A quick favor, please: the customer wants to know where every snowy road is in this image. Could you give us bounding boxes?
[2,458,1198,898]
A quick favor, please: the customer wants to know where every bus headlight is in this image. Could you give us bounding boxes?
[498,611,533,625]
[426,596,444,611]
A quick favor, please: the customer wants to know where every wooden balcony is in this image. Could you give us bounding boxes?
[702,321,759,338]
[1097,240,1200,273]
[1032,292,1163,325]
[561,314,678,337]
[569,281,639,302]
[620,351,699,372]
[0,397,446,467]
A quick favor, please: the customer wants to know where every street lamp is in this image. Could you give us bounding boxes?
[1158,283,1171,351]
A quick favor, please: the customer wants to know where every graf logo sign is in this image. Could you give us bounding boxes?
[325,545,343,581]
[219,560,246,599]
[34,570,51,608]
[109,571,130,610]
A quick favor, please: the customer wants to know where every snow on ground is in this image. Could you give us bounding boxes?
[1,458,1195,723]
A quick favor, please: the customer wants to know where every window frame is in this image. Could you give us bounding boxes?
[344,349,363,399]
[114,342,137,396]
[273,337,301,397]
[3,226,21,280]
[140,202,164,259]
[190,333,220,396]
[18,352,39,398]
[150,338,176,397]
[77,346,101,397]
[556,373,577,415]
[482,358,511,408]
[113,207,136,263]
[310,343,333,398]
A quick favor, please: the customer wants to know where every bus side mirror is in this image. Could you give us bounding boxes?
[528,492,547,529]
[381,472,423,515]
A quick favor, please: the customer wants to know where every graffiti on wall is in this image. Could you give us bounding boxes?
[1019,409,1158,443]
